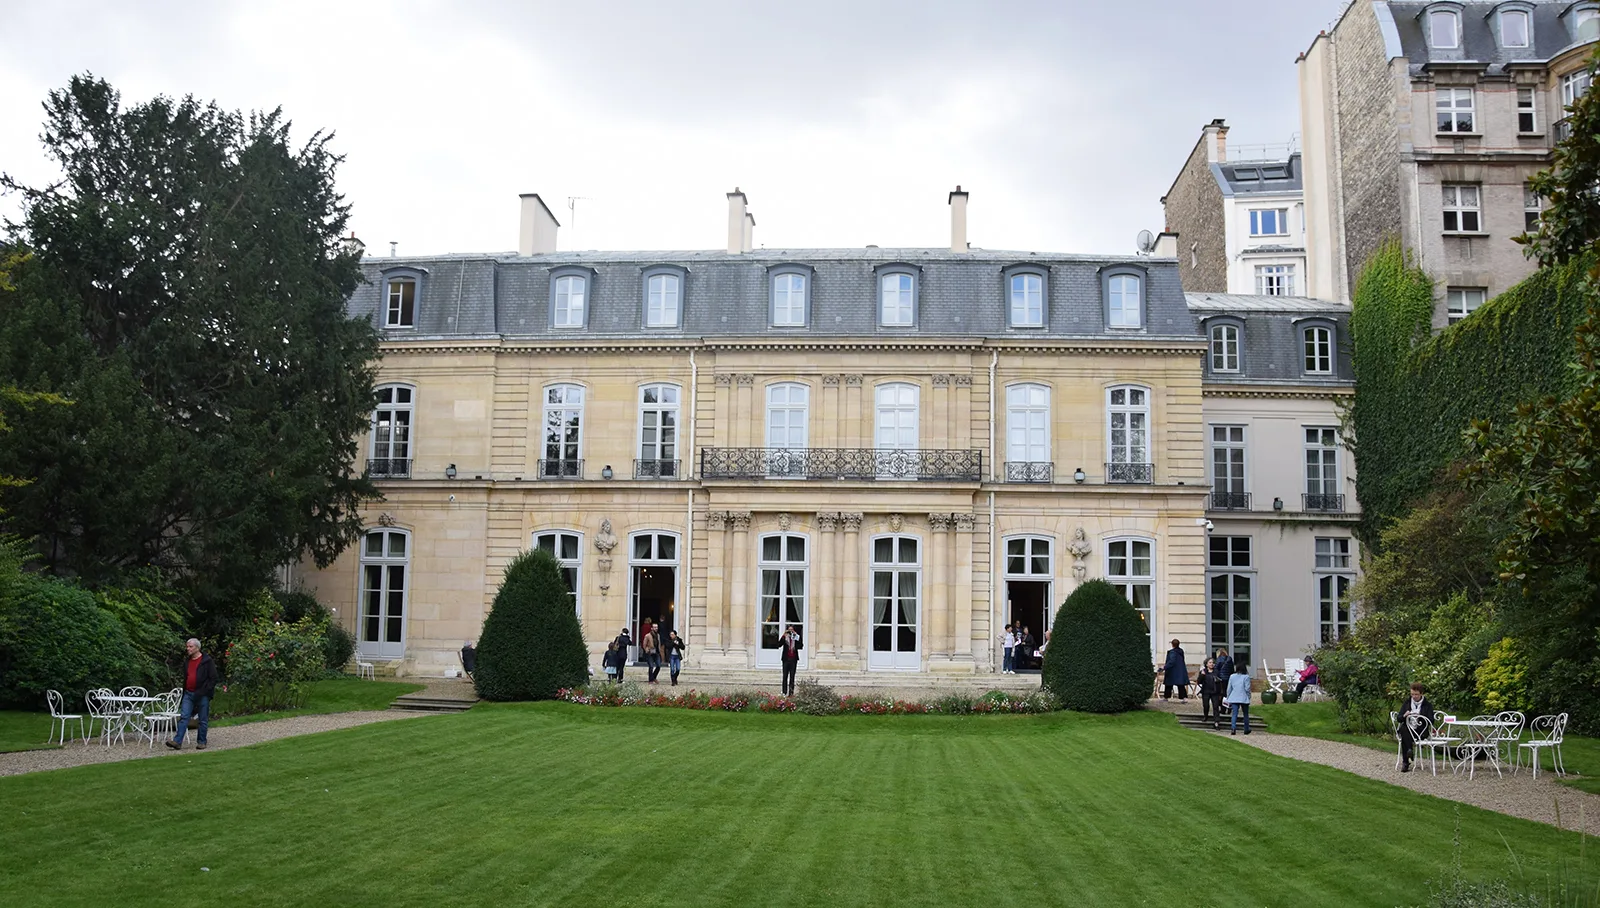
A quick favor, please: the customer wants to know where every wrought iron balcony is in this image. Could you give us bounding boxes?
[1555,117,1572,142]
[1210,491,1251,511]
[1303,492,1345,512]
[1105,462,1154,484]
[634,459,680,479]
[537,459,583,480]
[366,458,412,479]
[700,447,982,481]
[1004,461,1054,483]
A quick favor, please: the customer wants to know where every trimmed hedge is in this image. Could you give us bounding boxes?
[474,549,589,701]
[1041,580,1152,713]
[0,572,147,708]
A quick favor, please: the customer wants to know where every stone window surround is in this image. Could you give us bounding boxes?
[1562,1,1600,43]
[1001,263,1050,329]
[1493,2,1535,49]
[640,264,688,330]
[874,262,922,329]
[1422,2,1463,50]
[371,382,417,461]
[548,265,596,330]
[379,266,426,330]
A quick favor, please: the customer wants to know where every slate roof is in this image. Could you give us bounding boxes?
[350,248,1201,343]
[1381,1,1599,71]
[1212,153,1304,197]
[1186,293,1354,385]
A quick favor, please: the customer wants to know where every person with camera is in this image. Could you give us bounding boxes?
[778,625,802,696]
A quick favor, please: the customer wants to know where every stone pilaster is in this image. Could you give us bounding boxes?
[953,512,976,666]
[840,512,863,663]
[729,511,752,662]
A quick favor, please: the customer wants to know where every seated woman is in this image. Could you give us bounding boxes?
[1293,657,1318,698]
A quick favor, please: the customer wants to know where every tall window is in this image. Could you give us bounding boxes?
[772,272,807,326]
[1518,88,1537,133]
[870,536,921,670]
[1210,323,1240,372]
[1010,273,1044,327]
[1106,386,1151,482]
[1429,9,1459,47]
[1524,185,1542,231]
[1005,384,1050,479]
[553,275,586,328]
[370,385,414,478]
[1107,274,1142,328]
[875,383,919,450]
[541,384,584,478]
[1564,70,1593,109]
[880,272,915,326]
[759,534,808,660]
[638,384,679,478]
[1255,264,1294,296]
[1249,208,1288,236]
[1442,184,1481,232]
[533,531,582,614]
[1303,325,1333,374]
[1210,425,1246,509]
[1207,536,1252,670]
[645,274,680,327]
[1305,427,1340,507]
[1107,539,1154,656]
[385,278,416,328]
[1447,287,1486,325]
[1435,87,1474,133]
[766,383,808,477]
[359,529,409,657]
[1318,574,1353,643]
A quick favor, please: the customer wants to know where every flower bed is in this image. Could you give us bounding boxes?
[555,681,1060,716]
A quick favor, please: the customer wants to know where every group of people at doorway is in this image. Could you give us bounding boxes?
[999,624,1045,673]
[603,621,685,685]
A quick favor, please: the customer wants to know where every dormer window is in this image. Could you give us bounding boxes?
[385,277,416,328]
[875,263,919,328]
[1429,9,1460,48]
[1576,6,1600,41]
[1101,267,1146,330]
[1003,264,1049,328]
[1499,9,1530,48]
[769,265,813,327]
[549,269,590,329]
[1210,322,1241,373]
[1302,324,1334,374]
[642,266,686,329]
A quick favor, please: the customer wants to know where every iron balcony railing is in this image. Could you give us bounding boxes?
[1105,462,1154,484]
[1210,491,1251,510]
[366,458,412,479]
[1303,492,1345,512]
[537,459,583,480]
[700,447,983,481]
[1004,461,1054,483]
[634,459,681,479]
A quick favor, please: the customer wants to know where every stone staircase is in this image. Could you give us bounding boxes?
[624,667,1046,699]
[390,679,480,713]
[1172,710,1268,732]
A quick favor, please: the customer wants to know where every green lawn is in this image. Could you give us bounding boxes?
[0,704,1594,907]
[0,678,422,753]
[1257,701,1600,794]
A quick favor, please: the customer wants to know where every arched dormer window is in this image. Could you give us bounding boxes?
[1100,265,1147,330]
[1492,3,1533,48]
[1206,318,1243,373]
[380,267,426,329]
[1296,318,1337,375]
[641,264,687,329]
[1565,2,1600,42]
[1425,3,1462,49]
[1002,264,1049,328]
[548,266,594,329]
[875,263,920,328]
[769,264,813,328]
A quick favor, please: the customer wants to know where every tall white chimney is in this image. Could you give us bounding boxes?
[518,193,560,256]
[948,185,969,253]
[743,211,756,253]
[727,188,748,254]
[1202,118,1229,164]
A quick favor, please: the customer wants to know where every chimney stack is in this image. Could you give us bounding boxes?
[742,211,756,253]
[1202,119,1229,164]
[948,185,969,253]
[727,188,749,254]
[518,193,560,256]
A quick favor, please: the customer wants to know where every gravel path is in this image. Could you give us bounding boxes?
[0,711,427,778]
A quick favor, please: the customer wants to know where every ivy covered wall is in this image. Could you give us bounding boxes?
[1350,240,1592,545]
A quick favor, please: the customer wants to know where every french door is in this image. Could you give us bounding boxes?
[869,536,920,670]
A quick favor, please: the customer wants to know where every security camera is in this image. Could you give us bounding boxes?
[448,494,457,502]
[1203,519,1215,533]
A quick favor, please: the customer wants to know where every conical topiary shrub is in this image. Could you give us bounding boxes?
[1041,579,1153,713]
[474,548,589,701]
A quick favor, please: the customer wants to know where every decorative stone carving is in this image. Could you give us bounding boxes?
[887,513,903,533]
[841,512,863,532]
[1068,526,1092,581]
[928,512,952,531]
[594,518,619,595]
[736,373,755,385]
[777,512,792,531]
[953,374,973,387]
[822,374,841,386]
[953,512,976,533]
[844,374,863,386]
[931,374,950,387]
[817,512,839,532]
[706,510,729,531]
[730,511,752,532]
[715,373,733,385]
[376,512,397,527]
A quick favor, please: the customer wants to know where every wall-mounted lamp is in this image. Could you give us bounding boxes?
[1272,496,1284,511]
[445,463,457,480]
[1073,467,1087,484]
[601,464,614,480]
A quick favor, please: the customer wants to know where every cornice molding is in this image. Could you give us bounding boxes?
[379,335,1208,357]
[1202,385,1353,400]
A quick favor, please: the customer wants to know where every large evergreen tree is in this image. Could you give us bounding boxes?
[474,549,590,701]
[0,76,378,620]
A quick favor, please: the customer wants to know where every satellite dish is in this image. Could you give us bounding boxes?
[1135,229,1157,255]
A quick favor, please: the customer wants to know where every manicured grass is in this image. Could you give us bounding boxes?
[0,704,1594,907]
[0,679,422,753]
[1257,701,1600,794]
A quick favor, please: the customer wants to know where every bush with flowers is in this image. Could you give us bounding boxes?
[220,589,327,714]
[554,681,1060,716]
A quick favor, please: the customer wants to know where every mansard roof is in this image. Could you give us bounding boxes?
[1212,153,1304,197]
[1382,1,1599,70]
[1186,292,1354,386]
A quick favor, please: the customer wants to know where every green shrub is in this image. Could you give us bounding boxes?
[474,549,588,701]
[94,576,189,686]
[0,572,147,708]
[1475,637,1533,713]
[1392,592,1499,713]
[793,679,841,715]
[931,692,977,715]
[220,590,328,714]
[273,588,354,673]
[1314,642,1408,733]
[1041,579,1152,713]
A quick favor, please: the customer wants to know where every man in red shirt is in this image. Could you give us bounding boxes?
[166,638,218,751]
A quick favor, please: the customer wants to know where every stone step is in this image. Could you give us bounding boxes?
[390,693,478,713]
[1173,713,1267,730]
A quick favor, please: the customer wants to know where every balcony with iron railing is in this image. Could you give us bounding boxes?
[634,459,681,479]
[1209,490,1251,511]
[366,458,412,479]
[1105,462,1153,484]
[1303,492,1345,512]
[700,447,983,481]
[537,459,584,480]
[1004,461,1054,483]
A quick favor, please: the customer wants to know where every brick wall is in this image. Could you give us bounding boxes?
[1333,2,1404,291]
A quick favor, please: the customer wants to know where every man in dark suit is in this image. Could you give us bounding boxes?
[1398,681,1435,772]
[612,627,633,683]
[779,626,802,696]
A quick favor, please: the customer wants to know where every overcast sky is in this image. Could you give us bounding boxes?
[1,1,1347,257]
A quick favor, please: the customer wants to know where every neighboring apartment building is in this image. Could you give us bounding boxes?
[1161,119,1309,298]
[1299,0,1598,324]
[1188,292,1360,672]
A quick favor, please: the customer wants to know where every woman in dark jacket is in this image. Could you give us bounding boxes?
[1197,657,1223,727]
[1161,639,1189,701]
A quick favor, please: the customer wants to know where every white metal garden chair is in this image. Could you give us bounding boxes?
[354,654,376,681]
[1261,659,1289,696]
[45,690,85,746]
[1517,713,1568,779]
[1404,713,1458,776]
[85,688,121,746]
[143,689,182,749]
[1456,715,1505,780]
[1390,711,1404,770]
[1494,710,1525,766]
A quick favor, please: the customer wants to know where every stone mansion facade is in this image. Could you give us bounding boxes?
[294,191,1359,678]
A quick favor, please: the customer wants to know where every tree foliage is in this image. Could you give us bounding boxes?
[1041,580,1152,713]
[474,549,589,702]
[0,76,379,622]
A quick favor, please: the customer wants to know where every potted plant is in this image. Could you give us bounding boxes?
[1260,690,1279,705]
[1282,690,1300,704]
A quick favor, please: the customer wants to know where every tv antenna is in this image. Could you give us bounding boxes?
[1135,229,1157,256]
[567,196,592,249]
